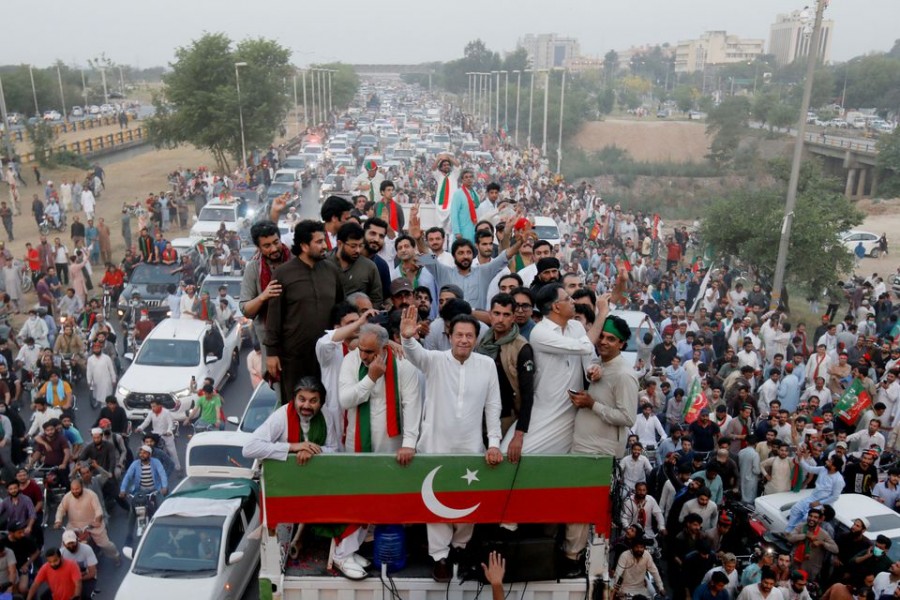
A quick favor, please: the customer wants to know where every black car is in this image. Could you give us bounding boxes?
[117,263,204,323]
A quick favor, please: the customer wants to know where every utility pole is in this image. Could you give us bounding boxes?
[56,65,68,123]
[487,73,493,131]
[310,68,316,126]
[557,69,566,173]
[292,74,299,136]
[503,70,509,133]
[28,66,39,116]
[118,65,125,95]
[0,75,15,160]
[770,0,827,311]
[494,71,500,133]
[100,67,109,105]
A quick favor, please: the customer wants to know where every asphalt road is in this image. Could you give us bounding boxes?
[32,181,326,598]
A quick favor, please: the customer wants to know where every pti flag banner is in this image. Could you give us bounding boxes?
[683,378,709,424]
[833,379,873,426]
[262,454,612,530]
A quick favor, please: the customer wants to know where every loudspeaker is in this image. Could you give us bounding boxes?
[470,534,559,583]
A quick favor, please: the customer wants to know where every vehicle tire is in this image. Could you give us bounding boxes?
[39,224,49,236]
[227,349,239,382]
[870,248,880,258]
[21,274,33,293]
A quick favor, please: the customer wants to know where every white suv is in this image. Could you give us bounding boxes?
[190,201,243,238]
[116,318,241,421]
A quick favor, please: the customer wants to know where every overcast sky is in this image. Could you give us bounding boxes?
[8,0,898,69]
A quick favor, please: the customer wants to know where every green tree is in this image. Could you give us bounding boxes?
[672,84,696,113]
[876,126,900,197]
[768,102,797,131]
[597,86,615,115]
[701,159,863,299]
[503,48,529,72]
[751,92,778,127]
[25,120,56,166]
[705,96,751,167]
[146,33,293,172]
[314,63,360,112]
[603,50,619,83]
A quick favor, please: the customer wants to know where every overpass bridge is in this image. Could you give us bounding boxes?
[351,64,436,76]
[802,131,880,199]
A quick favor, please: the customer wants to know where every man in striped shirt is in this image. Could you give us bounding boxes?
[119,445,167,547]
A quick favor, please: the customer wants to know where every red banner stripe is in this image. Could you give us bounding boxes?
[264,486,610,528]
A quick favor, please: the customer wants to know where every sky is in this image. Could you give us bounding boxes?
[7,0,899,69]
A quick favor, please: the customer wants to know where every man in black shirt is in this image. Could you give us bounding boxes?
[843,450,878,495]
[652,332,678,368]
[6,521,39,595]
[688,409,720,454]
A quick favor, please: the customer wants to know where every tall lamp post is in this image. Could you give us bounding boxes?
[234,62,248,171]
[56,65,68,123]
[513,70,521,146]
[770,0,827,310]
[527,70,535,148]
[541,70,550,156]
[28,66,40,117]
[503,70,509,133]
[557,69,566,173]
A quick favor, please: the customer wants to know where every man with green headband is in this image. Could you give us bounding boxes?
[563,293,639,575]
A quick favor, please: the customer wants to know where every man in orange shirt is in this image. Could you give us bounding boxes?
[100,263,125,304]
[24,243,41,283]
[26,547,81,600]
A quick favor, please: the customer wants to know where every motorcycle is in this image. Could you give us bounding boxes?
[128,490,161,541]
[38,213,67,236]
[33,464,70,528]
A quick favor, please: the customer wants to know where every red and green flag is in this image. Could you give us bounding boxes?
[682,378,708,424]
[833,379,873,426]
[588,218,601,241]
[618,253,632,272]
[262,454,612,531]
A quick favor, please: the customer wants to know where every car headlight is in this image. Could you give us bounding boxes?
[116,386,130,397]
[173,388,192,399]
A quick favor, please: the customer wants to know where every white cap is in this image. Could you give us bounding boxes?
[90,428,103,436]
[140,445,152,454]
[62,530,77,544]
[856,517,871,529]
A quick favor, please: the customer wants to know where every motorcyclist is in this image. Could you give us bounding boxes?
[53,323,86,376]
[119,444,168,547]
[612,537,665,599]
[183,382,224,431]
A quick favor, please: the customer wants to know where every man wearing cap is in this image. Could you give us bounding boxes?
[120,444,167,545]
[352,160,384,206]
[786,446,845,530]
[61,527,98,599]
[832,517,873,583]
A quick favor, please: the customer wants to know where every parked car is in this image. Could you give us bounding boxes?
[841,230,882,258]
[116,318,241,421]
[42,110,62,122]
[71,106,84,118]
[117,476,260,600]
[754,490,900,562]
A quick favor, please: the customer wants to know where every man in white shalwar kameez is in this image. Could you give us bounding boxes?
[85,342,116,414]
[399,307,502,583]
[432,155,461,236]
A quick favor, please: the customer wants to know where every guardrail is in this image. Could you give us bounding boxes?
[18,126,149,165]
[803,131,878,154]
[4,114,137,142]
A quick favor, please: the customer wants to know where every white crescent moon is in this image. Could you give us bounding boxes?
[421,466,480,519]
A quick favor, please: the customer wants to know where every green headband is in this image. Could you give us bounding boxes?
[602,317,626,341]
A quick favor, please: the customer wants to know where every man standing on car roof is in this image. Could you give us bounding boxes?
[352,160,384,205]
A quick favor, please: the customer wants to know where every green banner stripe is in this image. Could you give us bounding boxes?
[263,454,611,498]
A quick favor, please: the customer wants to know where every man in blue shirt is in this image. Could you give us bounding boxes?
[785,449,846,530]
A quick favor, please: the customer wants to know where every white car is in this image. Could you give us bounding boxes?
[611,309,662,368]
[841,230,882,258]
[116,476,261,600]
[190,201,243,238]
[226,382,279,433]
[185,431,257,479]
[116,318,241,421]
[532,216,562,248]
[754,490,900,561]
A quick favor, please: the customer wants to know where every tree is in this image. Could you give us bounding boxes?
[146,33,293,172]
[503,48,529,72]
[876,126,900,197]
[672,85,696,113]
[701,159,863,300]
[705,96,751,167]
[768,102,797,131]
[751,92,778,127]
[603,50,619,83]
[597,86,615,116]
[314,63,360,112]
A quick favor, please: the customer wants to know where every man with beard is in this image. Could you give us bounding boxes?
[60,528,98,599]
[832,518,873,583]
[266,221,344,403]
[432,154,460,232]
[0,481,35,536]
[843,449,879,495]
[530,257,561,293]
[612,537,665,598]
[240,219,291,362]
[392,235,436,317]
[419,234,524,311]
[26,547,82,600]
[450,169,480,243]
[54,479,120,563]
[360,217,393,303]
[511,287,537,340]
[785,506,838,580]
[424,226,454,267]
[328,222,382,307]
[414,287,433,321]
[477,293,535,444]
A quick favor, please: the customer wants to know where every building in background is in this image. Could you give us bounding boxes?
[518,34,581,70]
[674,31,765,73]
[769,9,834,66]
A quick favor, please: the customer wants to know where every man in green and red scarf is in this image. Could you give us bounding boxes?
[243,378,371,579]
[374,180,405,233]
[432,154,460,233]
[784,506,838,579]
[352,160,384,205]
[338,323,421,461]
[450,169,479,243]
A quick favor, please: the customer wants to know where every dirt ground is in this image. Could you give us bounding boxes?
[571,119,712,163]
[854,198,900,278]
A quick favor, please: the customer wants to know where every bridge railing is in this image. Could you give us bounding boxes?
[803,131,878,154]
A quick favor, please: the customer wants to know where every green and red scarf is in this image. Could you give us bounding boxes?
[286,405,327,445]
[792,523,820,564]
[376,200,400,231]
[355,348,401,453]
[438,175,451,210]
[462,186,479,223]
[138,235,154,260]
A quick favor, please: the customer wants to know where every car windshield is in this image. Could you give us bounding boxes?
[534,225,559,240]
[272,173,295,183]
[129,264,182,285]
[282,157,306,169]
[241,388,279,432]
[198,207,236,223]
[188,445,254,470]
[201,280,241,298]
[866,514,900,531]
[135,340,200,367]
[626,324,661,353]
[132,521,222,576]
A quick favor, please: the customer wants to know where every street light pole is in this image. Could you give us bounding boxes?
[234,62,248,171]
[327,70,334,119]
[80,69,87,106]
[770,0,827,311]
[503,70,509,133]
[310,68,317,126]
[28,66,39,117]
[301,70,308,128]
[487,73,493,131]
[528,70,535,148]
[514,70,521,146]
[118,66,125,96]
[542,70,550,156]
[56,65,68,123]
[100,67,109,105]
[494,71,500,133]
[557,69,566,173]
[292,74,299,136]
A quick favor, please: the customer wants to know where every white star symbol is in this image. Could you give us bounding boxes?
[461,469,479,486]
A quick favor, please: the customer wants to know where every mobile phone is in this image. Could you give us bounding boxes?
[567,389,579,395]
